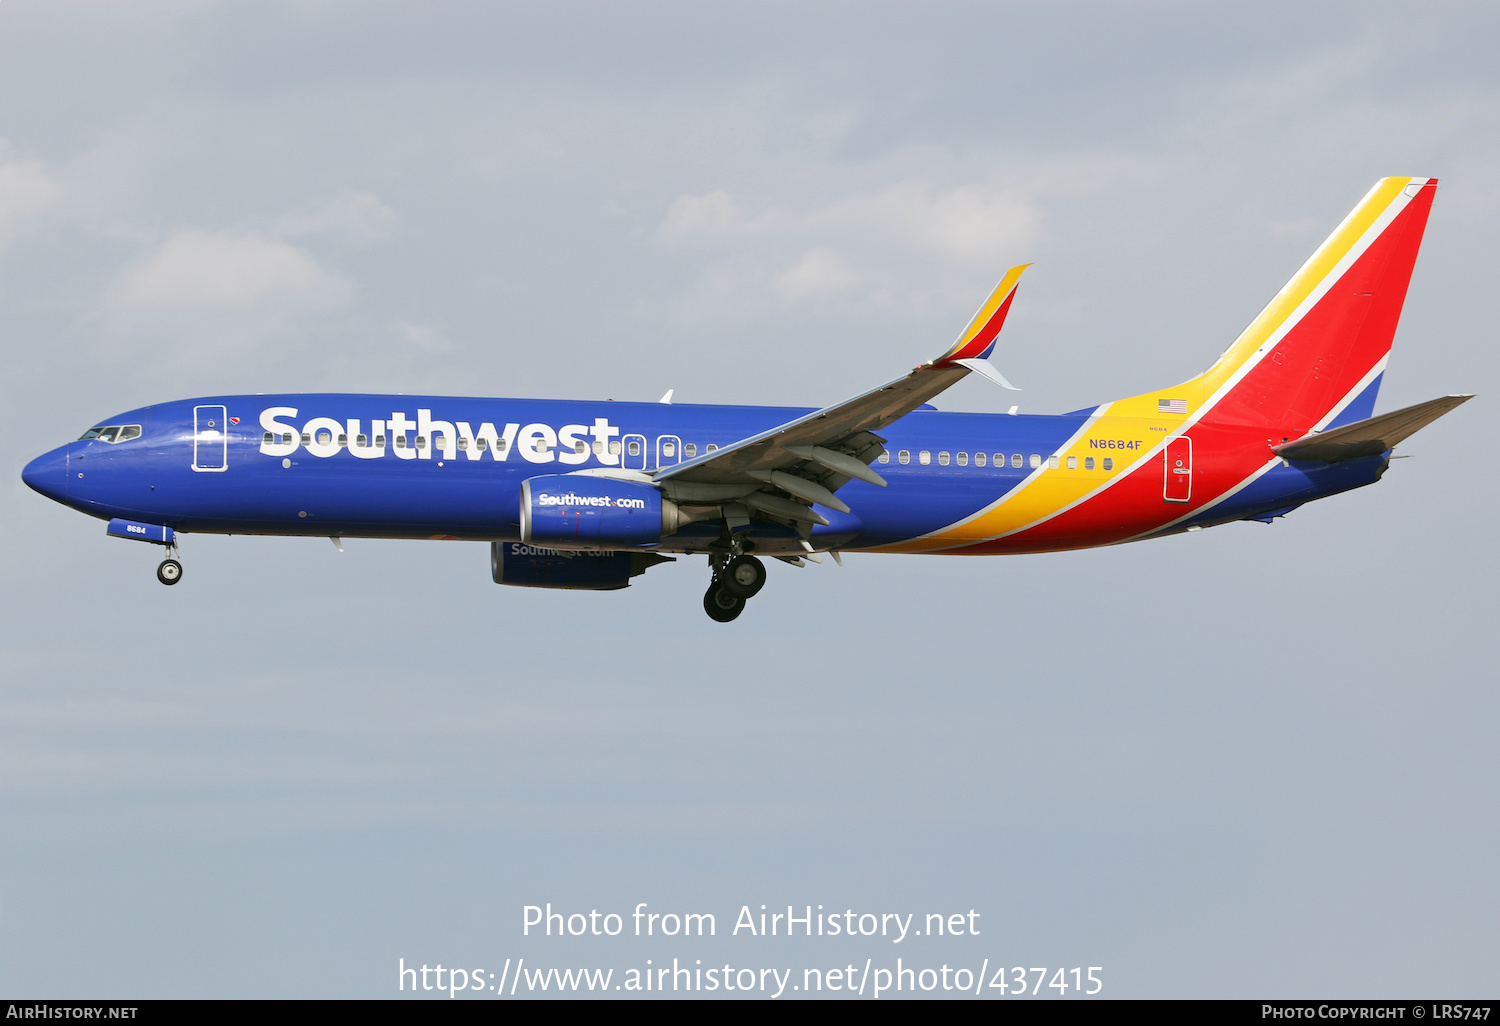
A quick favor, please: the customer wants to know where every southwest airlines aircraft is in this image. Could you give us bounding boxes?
[22,177,1471,621]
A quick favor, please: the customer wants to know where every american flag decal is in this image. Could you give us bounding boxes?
[1158,399,1187,414]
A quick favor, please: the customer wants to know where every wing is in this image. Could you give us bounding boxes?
[653,264,1030,524]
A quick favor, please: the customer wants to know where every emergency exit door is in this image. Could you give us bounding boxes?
[657,434,682,468]
[620,433,648,471]
[1163,436,1191,503]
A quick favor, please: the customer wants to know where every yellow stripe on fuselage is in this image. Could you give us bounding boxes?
[870,406,1187,553]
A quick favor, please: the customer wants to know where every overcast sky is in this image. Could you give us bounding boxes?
[1,0,1495,999]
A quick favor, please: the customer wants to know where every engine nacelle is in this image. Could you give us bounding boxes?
[520,475,672,549]
[491,542,672,590]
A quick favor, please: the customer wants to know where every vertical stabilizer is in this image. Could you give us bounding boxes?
[1115,177,1437,436]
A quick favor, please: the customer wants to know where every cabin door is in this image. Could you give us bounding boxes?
[1163,436,1191,503]
[193,405,228,472]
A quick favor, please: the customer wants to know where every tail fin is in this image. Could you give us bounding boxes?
[1115,177,1437,434]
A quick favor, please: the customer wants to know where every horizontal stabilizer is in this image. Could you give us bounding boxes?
[1273,394,1473,463]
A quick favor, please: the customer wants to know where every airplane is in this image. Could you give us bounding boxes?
[22,176,1471,622]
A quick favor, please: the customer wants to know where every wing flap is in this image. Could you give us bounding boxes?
[1273,394,1473,462]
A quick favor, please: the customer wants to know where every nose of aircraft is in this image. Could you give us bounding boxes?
[22,445,68,502]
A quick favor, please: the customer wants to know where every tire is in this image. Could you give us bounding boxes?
[720,554,766,599]
[157,558,183,586]
[703,582,745,622]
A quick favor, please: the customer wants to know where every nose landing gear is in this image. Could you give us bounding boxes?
[156,558,183,585]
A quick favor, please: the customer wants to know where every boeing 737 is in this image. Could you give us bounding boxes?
[22,177,1470,620]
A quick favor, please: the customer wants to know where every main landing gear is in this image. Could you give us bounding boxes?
[702,553,766,622]
[156,558,183,585]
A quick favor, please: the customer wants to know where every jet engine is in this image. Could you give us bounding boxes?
[519,474,678,549]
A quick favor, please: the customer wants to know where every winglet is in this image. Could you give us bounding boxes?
[935,263,1031,365]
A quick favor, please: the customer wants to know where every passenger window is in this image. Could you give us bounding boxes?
[898,450,911,464]
[919,451,931,465]
[956,452,968,466]
[937,451,950,465]
[263,432,273,444]
[496,439,507,452]
[1049,455,1060,469]
[575,441,586,454]
[375,435,386,447]
[1067,456,1078,469]
[358,434,369,447]
[315,430,332,446]
[662,442,675,457]
[1084,456,1095,470]
[1011,454,1022,468]
[301,433,312,445]
[685,443,697,458]
[1030,454,1041,469]
[457,438,468,451]
[337,434,348,447]
[975,453,987,467]
[119,425,141,441]
[395,435,405,448]
[609,440,620,455]
[1103,457,1114,471]
[416,436,427,449]
[282,433,293,445]
[592,440,603,455]
[628,441,641,456]
[476,438,487,450]
[877,451,890,464]
[705,443,718,453]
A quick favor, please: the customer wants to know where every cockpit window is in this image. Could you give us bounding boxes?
[79,424,142,443]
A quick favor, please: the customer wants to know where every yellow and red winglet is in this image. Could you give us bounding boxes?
[935,263,1032,365]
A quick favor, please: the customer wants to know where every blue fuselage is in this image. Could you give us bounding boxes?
[22,393,1388,554]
